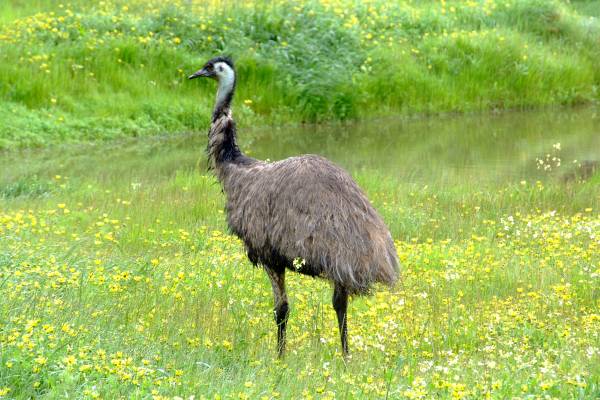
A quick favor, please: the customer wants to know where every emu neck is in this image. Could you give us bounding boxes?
[212,73,235,122]
[207,75,245,178]
[207,67,257,182]
[208,110,241,168]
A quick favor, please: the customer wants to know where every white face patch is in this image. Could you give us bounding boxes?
[214,62,235,106]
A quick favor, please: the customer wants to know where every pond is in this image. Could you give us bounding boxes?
[248,107,600,185]
[2,107,598,188]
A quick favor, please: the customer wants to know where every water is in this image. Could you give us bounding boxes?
[1,107,599,187]
[247,107,600,185]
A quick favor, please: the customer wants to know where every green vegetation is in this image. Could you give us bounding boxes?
[573,0,600,16]
[1,1,599,398]
[1,0,600,149]
[1,112,599,398]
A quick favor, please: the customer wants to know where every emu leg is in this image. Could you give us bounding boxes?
[333,283,349,357]
[265,267,289,357]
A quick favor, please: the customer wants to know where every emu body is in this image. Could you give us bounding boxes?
[189,57,399,357]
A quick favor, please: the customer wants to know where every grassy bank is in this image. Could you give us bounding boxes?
[1,0,600,149]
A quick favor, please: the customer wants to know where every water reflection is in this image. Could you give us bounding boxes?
[1,107,599,186]
[246,107,600,184]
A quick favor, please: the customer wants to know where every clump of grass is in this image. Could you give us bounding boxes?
[0,0,599,149]
[0,175,52,199]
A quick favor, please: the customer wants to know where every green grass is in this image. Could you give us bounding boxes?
[1,116,599,398]
[1,0,600,149]
[1,1,600,397]
[573,0,600,17]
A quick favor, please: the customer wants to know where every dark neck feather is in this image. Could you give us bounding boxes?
[207,114,242,167]
[211,92,234,122]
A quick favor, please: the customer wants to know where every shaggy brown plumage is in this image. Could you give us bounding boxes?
[189,56,399,357]
[221,154,399,293]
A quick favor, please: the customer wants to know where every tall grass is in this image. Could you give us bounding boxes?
[0,0,599,149]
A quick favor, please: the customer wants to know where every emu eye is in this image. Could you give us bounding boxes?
[218,66,223,72]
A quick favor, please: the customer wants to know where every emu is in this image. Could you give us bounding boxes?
[188,56,399,357]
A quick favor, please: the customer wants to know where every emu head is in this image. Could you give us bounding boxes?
[188,56,235,82]
[188,56,236,108]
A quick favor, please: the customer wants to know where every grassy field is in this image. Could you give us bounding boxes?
[1,119,599,398]
[1,0,600,149]
[1,0,600,398]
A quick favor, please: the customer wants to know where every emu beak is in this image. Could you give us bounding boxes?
[188,68,209,80]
